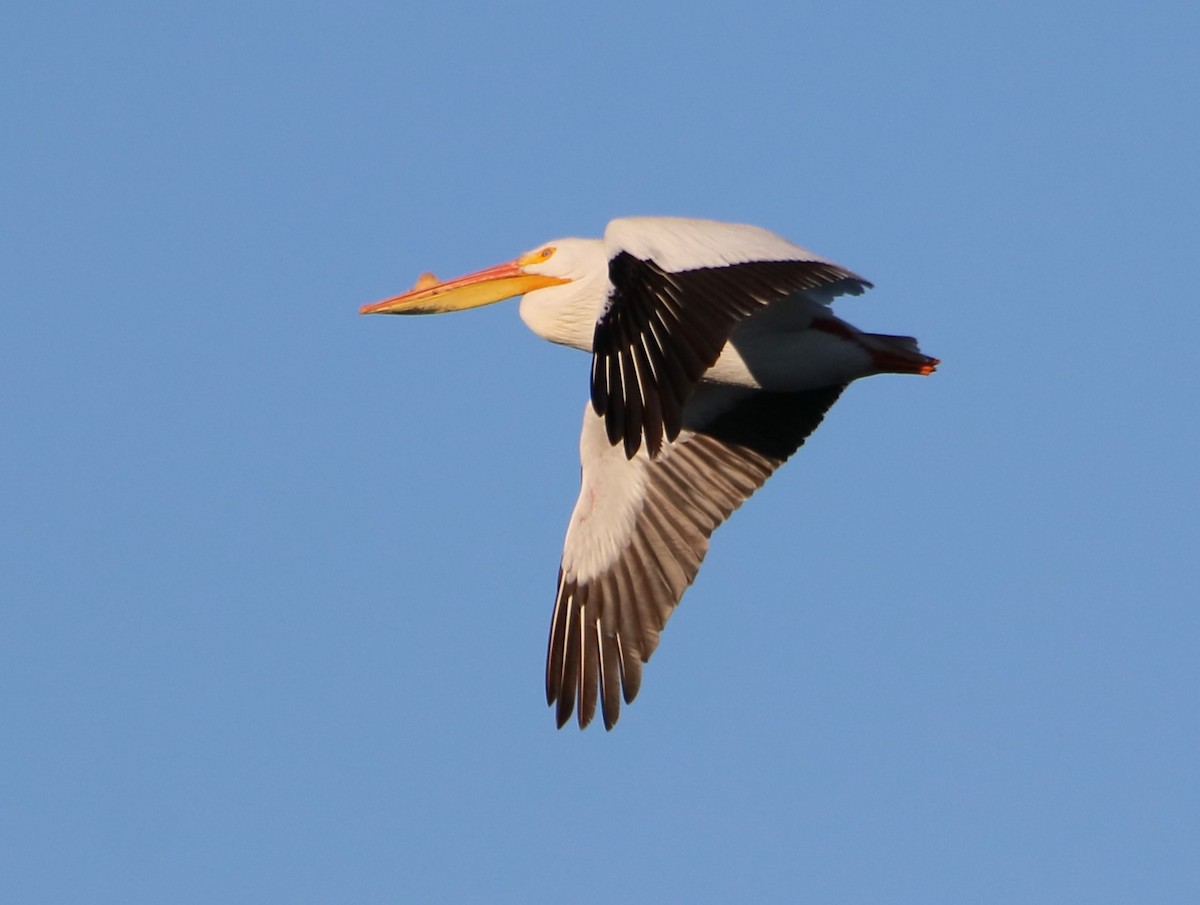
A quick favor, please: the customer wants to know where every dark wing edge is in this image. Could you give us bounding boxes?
[590,252,866,460]
[547,385,847,730]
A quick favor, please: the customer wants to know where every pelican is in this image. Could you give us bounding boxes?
[362,217,937,730]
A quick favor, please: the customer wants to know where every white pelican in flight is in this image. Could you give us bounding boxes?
[362,217,937,730]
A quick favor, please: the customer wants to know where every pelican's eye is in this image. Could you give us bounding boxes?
[518,246,557,267]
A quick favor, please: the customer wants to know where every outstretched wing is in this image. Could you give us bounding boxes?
[546,383,846,730]
[590,217,868,460]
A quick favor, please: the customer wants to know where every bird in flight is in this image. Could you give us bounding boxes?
[362,217,937,730]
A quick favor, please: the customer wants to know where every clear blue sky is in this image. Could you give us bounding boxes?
[4,2,1198,902]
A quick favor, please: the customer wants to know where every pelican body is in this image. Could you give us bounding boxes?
[362,217,937,730]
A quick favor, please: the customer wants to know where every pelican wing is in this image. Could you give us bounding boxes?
[591,217,869,459]
[546,383,846,729]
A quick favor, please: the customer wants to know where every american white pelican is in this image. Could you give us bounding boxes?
[362,217,937,730]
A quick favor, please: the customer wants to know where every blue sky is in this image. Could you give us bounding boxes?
[3,1,1198,902]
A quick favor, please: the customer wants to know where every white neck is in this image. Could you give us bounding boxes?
[517,244,610,352]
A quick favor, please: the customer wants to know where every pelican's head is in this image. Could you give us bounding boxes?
[361,238,609,350]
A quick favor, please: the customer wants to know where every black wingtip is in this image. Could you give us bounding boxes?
[623,423,643,459]
[589,355,608,417]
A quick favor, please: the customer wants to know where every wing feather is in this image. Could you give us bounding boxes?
[547,384,846,729]
[592,227,868,459]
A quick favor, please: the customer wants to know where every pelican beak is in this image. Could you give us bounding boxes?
[360,258,570,316]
